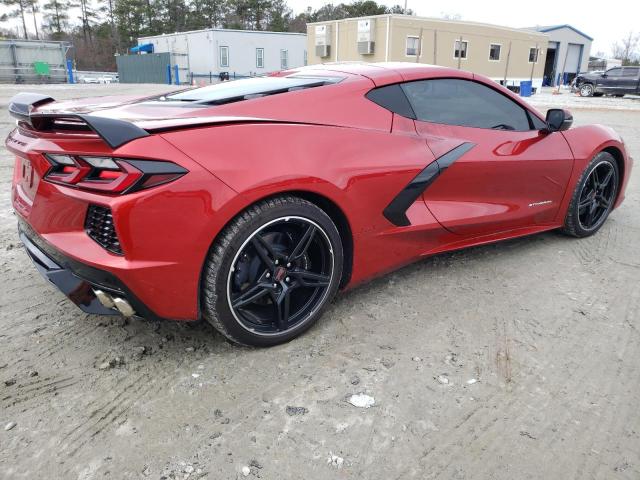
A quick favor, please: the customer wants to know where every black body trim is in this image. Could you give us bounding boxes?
[383,142,475,226]
[8,92,55,120]
[8,93,150,149]
[365,84,417,119]
[18,219,170,321]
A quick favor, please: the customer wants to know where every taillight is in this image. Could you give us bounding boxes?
[43,154,187,194]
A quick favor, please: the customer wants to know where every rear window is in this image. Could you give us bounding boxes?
[159,75,343,105]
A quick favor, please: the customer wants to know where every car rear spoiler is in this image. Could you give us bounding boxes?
[8,92,150,149]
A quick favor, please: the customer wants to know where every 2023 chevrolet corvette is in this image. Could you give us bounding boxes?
[6,63,632,346]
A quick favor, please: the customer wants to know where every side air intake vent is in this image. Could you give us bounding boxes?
[85,205,123,255]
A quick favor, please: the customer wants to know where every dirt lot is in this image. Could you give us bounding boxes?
[1,84,639,480]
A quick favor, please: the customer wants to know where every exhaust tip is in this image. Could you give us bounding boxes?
[113,297,136,317]
[93,289,115,309]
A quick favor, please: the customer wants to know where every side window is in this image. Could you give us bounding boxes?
[454,40,468,59]
[401,79,532,131]
[406,36,420,56]
[256,48,264,68]
[606,68,622,76]
[622,67,639,77]
[219,46,229,68]
[489,44,501,61]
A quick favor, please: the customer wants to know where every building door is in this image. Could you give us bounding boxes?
[543,42,558,86]
[562,43,583,84]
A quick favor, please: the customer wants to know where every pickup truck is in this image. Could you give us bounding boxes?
[574,66,640,97]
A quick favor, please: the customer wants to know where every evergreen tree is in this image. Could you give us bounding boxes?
[0,0,30,39]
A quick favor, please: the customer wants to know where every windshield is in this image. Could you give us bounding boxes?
[160,75,343,105]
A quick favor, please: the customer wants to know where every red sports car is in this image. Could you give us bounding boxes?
[6,63,632,346]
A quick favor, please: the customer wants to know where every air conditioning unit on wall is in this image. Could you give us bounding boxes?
[315,25,331,58]
[357,41,375,54]
[357,19,375,55]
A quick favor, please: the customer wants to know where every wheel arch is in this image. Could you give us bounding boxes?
[601,146,625,202]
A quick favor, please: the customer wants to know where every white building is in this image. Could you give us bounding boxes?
[138,28,307,80]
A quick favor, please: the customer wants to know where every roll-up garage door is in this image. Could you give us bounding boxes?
[565,44,582,74]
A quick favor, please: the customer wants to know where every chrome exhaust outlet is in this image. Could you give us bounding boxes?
[93,289,115,309]
[113,297,136,317]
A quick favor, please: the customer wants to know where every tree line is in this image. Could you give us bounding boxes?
[0,0,410,70]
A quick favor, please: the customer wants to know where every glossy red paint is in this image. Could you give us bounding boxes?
[6,63,633,321]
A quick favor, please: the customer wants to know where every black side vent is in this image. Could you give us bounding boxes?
[85,205,123,255]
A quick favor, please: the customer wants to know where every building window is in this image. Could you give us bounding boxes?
[454,40,468,59]
[256,48,264,68]
[489,44,501,61]
[280,49,288,70]
[529,47,539,63]
[219,46,229,68]
[304,50,307,66]
[406,36,420,56]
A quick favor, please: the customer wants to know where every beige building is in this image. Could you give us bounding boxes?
[307,15,549,93]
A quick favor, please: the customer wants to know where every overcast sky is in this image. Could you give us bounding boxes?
[292,0,639,56]
[2,0,637,56]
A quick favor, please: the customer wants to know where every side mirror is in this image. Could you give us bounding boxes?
[601,73,607,78]
[545,108,573,132]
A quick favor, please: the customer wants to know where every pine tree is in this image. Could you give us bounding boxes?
[42,0,72,35]
[0,0,30,39]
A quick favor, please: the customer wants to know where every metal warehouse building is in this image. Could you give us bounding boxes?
[308,15,550,93]
[136,28,307,82]
[526,25,593,86]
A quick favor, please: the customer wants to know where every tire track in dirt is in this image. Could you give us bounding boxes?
[2,375,79,408]
[457,285,640,479]
[386,281,626,478]
[569,286,640,479]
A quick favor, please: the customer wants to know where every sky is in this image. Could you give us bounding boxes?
[291,0,640,56]
[2,0,638,56]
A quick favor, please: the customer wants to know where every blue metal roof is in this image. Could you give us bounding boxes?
[535,25,593,41]
[131,43,154,53]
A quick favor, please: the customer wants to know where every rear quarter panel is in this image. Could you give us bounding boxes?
[161,122,449,285]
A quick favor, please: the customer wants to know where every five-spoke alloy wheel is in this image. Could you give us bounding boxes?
[563,152,619,237]
[202,196,343,347]
[228,216,334,335]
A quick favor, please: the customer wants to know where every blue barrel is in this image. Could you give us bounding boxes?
[520,80,532,97]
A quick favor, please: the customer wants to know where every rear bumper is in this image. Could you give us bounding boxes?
[7,128,240,320]
[19,220,165,320]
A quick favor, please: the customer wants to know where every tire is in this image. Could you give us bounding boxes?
[579,83,594,97]
[614,94,625,98]
[202,196,343,347]
[562,152,619,238]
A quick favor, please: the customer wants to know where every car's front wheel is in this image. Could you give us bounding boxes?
[562,152,619,238]
[202,196,343,347]
[579,83,594,97]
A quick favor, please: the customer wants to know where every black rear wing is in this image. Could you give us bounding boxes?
[8,92,149,149]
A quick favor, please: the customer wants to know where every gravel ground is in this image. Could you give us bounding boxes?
[1,84,639,480]
[529,86,640,111]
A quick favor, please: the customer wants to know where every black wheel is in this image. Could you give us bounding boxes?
[579,83,594,97]
[202,196,343,347]
[562,152,619,238]
[614,94,625,98]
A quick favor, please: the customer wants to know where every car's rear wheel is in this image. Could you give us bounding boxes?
[579,84,594,97]
[562,152,619,238]
[202,196,343,347]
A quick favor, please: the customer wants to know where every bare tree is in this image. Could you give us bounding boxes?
[612,31,639,65]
